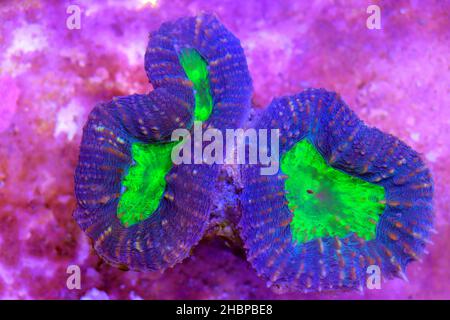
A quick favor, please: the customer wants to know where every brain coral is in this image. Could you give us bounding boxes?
[74,14,433,292]
[74,14,252,271]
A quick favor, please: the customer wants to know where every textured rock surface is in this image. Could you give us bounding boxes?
[0,0,448,299]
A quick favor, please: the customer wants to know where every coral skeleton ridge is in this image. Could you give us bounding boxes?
[74,14,434,293]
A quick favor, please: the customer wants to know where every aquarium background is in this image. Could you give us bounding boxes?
[0,0,449,299]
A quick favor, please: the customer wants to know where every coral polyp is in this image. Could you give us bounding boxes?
[240,88,434,292]
[74,14,252,271]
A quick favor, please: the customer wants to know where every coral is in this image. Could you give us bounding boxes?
[240,89,434,292]
[74,14,252,271]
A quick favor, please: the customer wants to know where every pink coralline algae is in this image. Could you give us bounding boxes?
[0,76,20,133]
[0,0,449,300]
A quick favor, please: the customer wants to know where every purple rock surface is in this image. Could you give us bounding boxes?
[0,0,448,299]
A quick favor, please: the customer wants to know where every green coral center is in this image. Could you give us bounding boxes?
[179,48,213,121]
[117,48,212,227]
[281,139,386,244]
